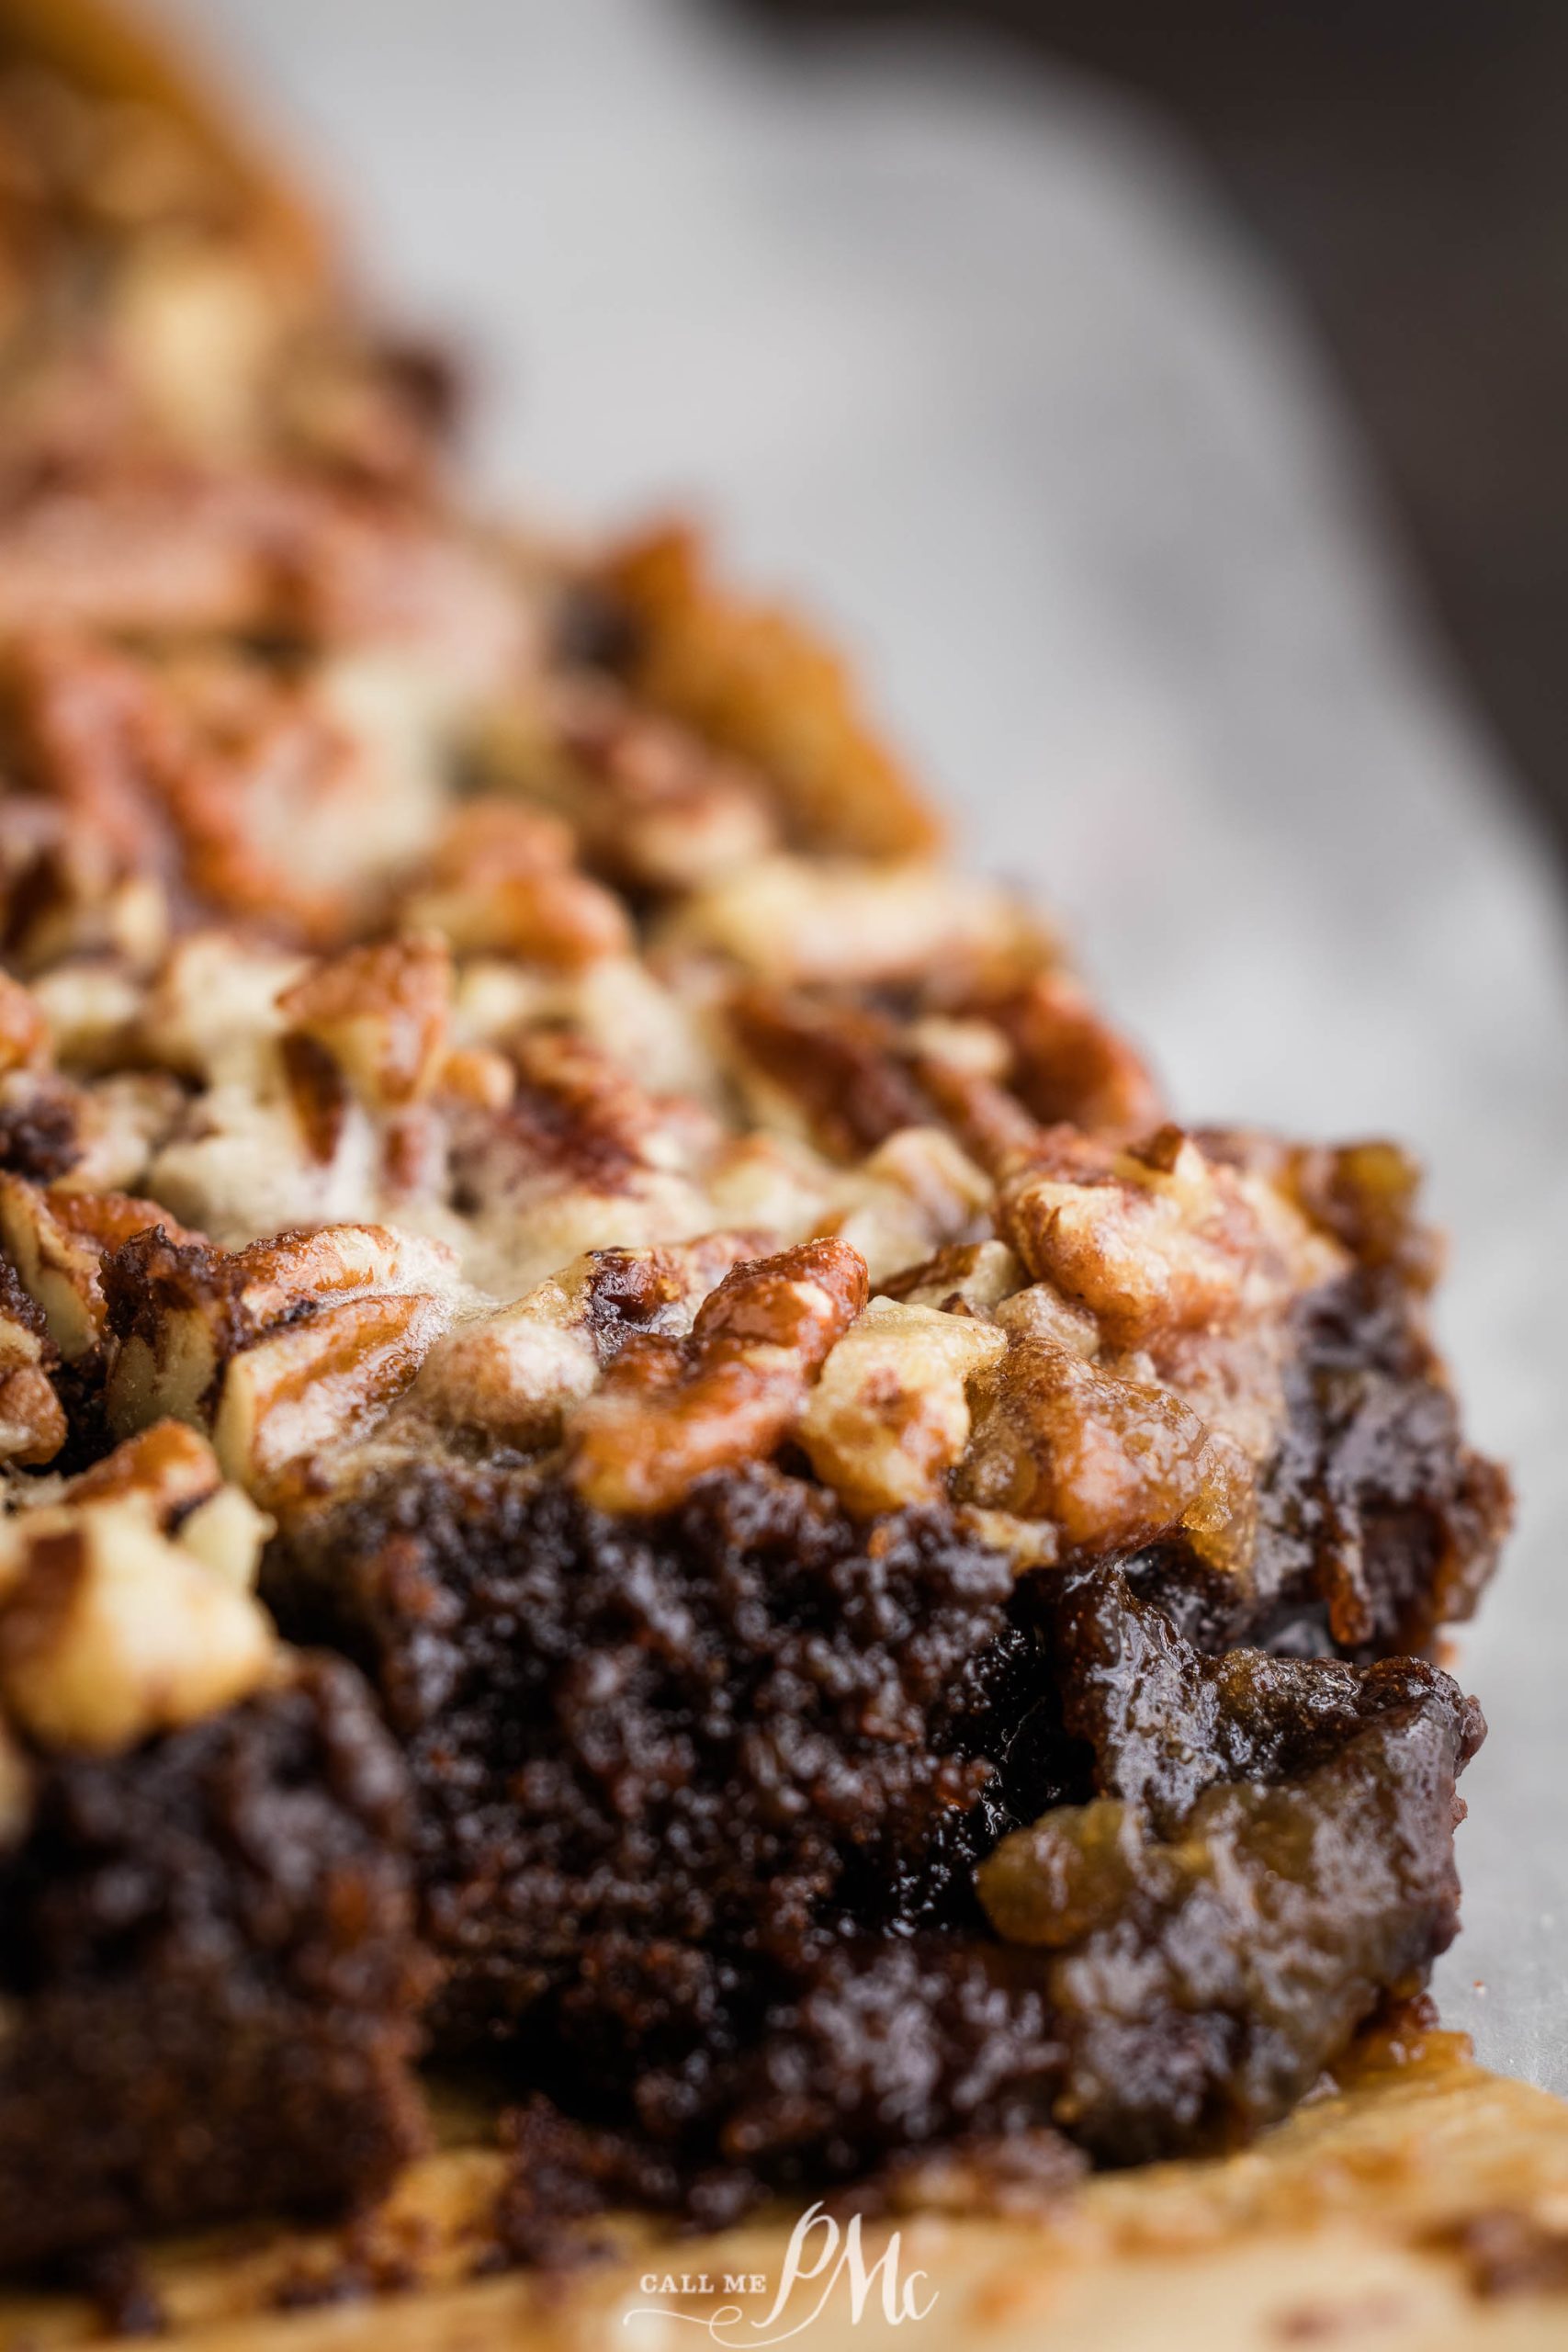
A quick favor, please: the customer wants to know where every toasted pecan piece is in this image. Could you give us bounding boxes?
[103,1220,460,1496]
[567,1236,868,1513]
[599,521,942,861]
[0,1252,62,1466]
[0,1172,196,1363]
[0,1427,276,1756]
[956,1332,1257,1573]
[997,1126,1292,1353]
[974,970,1162,1141]
[476,674,778,894]
[400,798,633,968]
[799,1295,1007,1515]
[411,1230,764,1451]
[666,853,1042,990]
[279,933,454,1113]
[0,1498,275,1754]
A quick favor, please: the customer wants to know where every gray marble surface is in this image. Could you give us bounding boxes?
[203,0,1568,2094]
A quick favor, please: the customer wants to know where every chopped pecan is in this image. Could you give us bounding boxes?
[599,521,942,860]
[0,1253,62,1467]
[879,1238,1028,1316]
[61,1419,273,1591]
[0,1491,276,1754]
[500,675,777,892]
[725,985,934,1159]
[799,1296,1007,1514]
[278,933,454,1113]
[956,1333,1257,1573]
[410,1231,763,1450]
[998,1126,1292,1352]
[825,1125,994,1285]
[67,1419,228,1521]
[212,1289,453,1499]
[667,854,1043,990]
[0,1175,195,1363]
[0,1366,65,1468]
[567,1238,868,1512]
[0,463,530,682]
[103,1220,461,1494]
[399,800,631,967]
[0,1426,276,1755]
[976,970,1162,1140]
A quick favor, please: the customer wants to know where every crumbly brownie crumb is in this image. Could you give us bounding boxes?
[0,1655,429,2271]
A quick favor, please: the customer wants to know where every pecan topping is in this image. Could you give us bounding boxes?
[0,1175,197,1363]
[489,676,777,893]
[975,971,1162,1141]
[667,854,1043,990]
[104,1220,461,1496]
[567,1237,869,1512]
[956,1333,1257,1573]
[997,1126,1314,1352]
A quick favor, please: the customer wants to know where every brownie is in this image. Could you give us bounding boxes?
[0,0,1515,2279]
[268,1463,1481,2221]
[0,1656,429,2272]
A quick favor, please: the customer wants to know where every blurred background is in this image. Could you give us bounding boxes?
[197,0,1568,2094]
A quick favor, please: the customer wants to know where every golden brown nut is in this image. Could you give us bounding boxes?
[399,800,631,967]
[976,970,1163,1141]
[0,1495,275,1754]
[278,933,454,1113]
[212,1289,452,1499]
[479,675,777,894]
[105,1220,462,1495]
[567,1236,868,1513]
[599,521,942,861]
[666,854,1042,992]
[955,1333,1257,1573]
[0,1422,276,1756]
[0,1173,192,1362]
[66,1417,223,1518]
[998,1127,1277,1352]
[409,1230,763,1451]
[799,1295,1007,1515]
[63,1419,274,1586]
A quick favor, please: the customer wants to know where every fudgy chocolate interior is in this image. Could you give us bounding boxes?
[269,1322,1486,2228]
[0,1658,429,2272]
